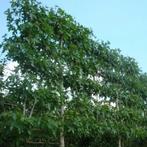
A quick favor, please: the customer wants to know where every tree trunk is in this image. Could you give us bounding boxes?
[59,39,65,147]
[116,92,121,147]
[118,137,121,147]
[60,105,65,147]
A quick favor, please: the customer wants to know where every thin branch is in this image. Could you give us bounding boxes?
[3,102,17,107]
[26,140,59,145]
[23,100,26,116]
[29,98,37,118]
[26,141,45,144]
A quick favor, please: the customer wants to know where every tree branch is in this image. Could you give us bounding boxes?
[29,98,37,118]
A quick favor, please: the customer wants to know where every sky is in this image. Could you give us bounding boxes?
[0,0,147,72]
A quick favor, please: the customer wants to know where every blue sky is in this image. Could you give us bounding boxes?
[1,0,147,72]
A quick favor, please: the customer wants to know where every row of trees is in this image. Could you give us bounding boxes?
[0,0,147,146]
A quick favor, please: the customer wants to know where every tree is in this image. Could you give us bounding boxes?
[1,0,99,146]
